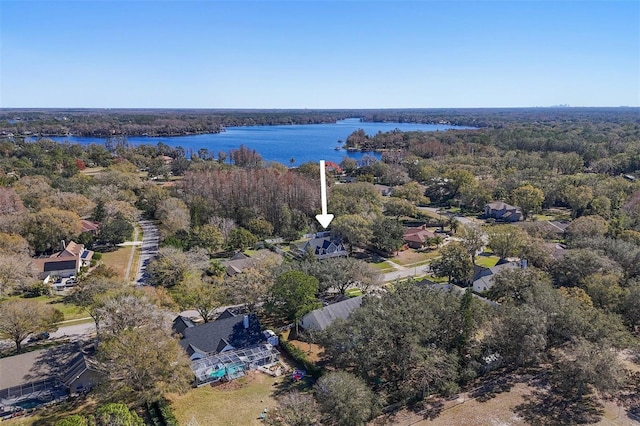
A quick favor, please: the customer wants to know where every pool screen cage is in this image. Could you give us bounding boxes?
[192,343,280,387]
[0,379,59,407]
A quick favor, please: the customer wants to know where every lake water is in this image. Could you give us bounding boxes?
[39,118,473,166]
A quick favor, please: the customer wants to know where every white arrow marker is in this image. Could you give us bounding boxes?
[315,160,334,229]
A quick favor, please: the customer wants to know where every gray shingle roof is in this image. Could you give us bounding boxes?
[300,296,363,331]
[178,313,265,357]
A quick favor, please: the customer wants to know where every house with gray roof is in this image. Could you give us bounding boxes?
[174,310,267,361]
[291,236,348,260]
[484,201,522,222]
[472,261,523,293]
[0,344,102,411]
[299,296,363,331]
[221,252,255,276]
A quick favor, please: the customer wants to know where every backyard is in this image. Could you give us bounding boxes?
[169,372,283,426]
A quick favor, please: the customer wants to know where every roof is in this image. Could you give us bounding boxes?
[485,201,519,211]
[178,313,265,357]
[0,344,91,392]
[172,315,196,335]
[403,227,435,243]
[58,241,84,258]
[81,220,100,233]
[42,259,78,272]
[301,296,363,331]
[221,253,254,276]
[473,261,520,291]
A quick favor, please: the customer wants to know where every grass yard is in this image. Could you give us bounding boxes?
[169,372,282,426]
[474,255,500,268]
[5,295,85,322]
[391,249,441,266]
[370,260,397,273]
[99,247,133,281]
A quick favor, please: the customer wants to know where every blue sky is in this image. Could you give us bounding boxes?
[1,0,638,108]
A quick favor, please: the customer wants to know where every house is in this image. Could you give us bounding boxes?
[31,241,94,282]
[300,296,363,331]
[324,161,343,174]
[0,344,102,410]
[221,252,255,276]
[472,260,523,293]
[484,201,522,222]
[173,310,280,386]
[80,219,100,235]
[403,225,436,249]
[290,236,348,260]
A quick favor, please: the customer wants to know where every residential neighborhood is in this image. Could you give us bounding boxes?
[1,106,640,426]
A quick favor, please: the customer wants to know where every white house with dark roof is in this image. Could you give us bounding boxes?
[31,241,94,282]
[291,236,348,260]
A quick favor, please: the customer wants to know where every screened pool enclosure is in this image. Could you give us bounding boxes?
[191,343,280,386]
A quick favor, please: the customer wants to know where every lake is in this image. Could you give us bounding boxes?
[38,118,473,166]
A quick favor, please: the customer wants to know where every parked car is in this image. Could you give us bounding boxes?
[28,332,50,342]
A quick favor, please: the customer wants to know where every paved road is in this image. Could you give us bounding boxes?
[134,220,160,285]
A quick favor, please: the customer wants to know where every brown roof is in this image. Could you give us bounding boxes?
[81,220,99,233]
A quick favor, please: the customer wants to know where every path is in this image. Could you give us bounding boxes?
[123,224,140,282]
[134,220,159,284]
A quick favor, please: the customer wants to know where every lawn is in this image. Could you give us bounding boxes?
[169,372,282,426]
[5,294,85,322]
[390,249,441,266]
[370,260,396,273]
[100,247,133,281]
[474,255,500,268]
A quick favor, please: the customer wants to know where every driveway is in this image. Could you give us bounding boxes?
[134,220,160,284]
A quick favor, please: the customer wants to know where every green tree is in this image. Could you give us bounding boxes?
[444,169,475,199]
[392,181,429,205]
[0,299,60,353]
[487,304,548,367]
[563,185,594,218]
[266,271,321,324]
[329,183,382,216]
[98,217,133,246]
[331,214,373,253]
[511,184,544,220]
[460,225,484,264]
[372,217,404,254]
[383,197,417,218]
[552,339,625,401]
[315,371,378,426]
[22,207,81,254]
[565,215,608,241]
[98,326,192,403]
[430,242,473,283]
[54,415,89,426]
[173,275,221,322]
[95,403,144,426]
[227,227,258,250]
[190,224,224,254]
[487,225,527,259]
[246,217,274,239]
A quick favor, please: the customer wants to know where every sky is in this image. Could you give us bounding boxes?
[0,0,638,109]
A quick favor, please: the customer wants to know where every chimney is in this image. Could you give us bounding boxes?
[61,240,66,250]
[243,315,249,329]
